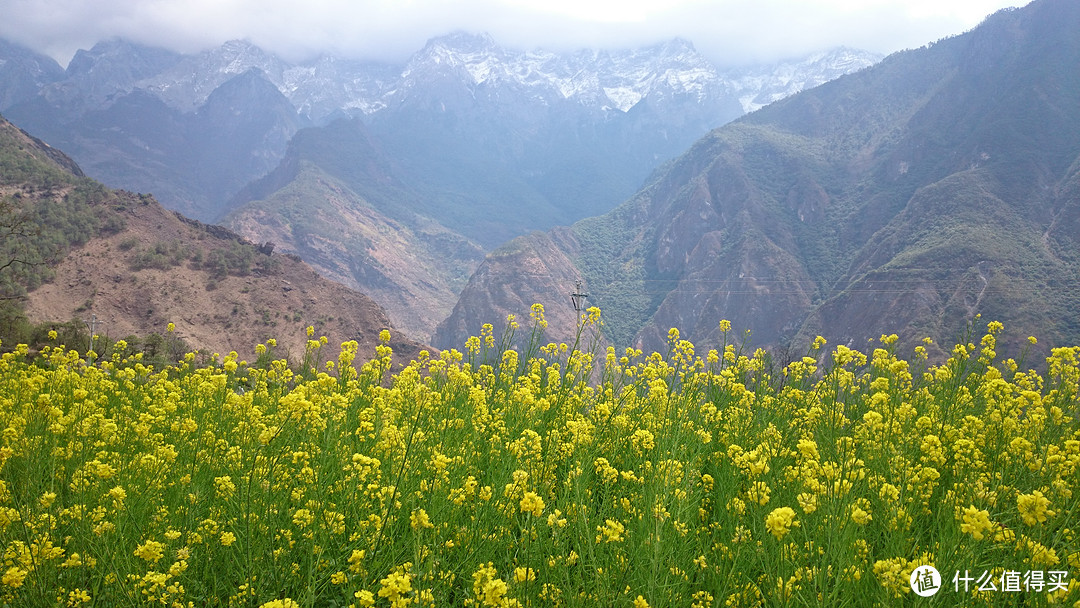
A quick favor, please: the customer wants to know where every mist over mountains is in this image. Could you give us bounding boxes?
[1,32,879,340]
[436,0,1080,357]
[0,33,879,227]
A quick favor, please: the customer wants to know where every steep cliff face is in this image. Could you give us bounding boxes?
[0,39,64,111]
[8,65,299,222]
[438,0,1080,357]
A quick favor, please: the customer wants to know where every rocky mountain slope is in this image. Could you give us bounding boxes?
[0,34,880,342]
[0,39,65,110]
[224,159,485,340]
[0,114,427,365]
[1,34,880,225]
[3,40,300,221]
[436,0,1080,358]
[216,37,878,341]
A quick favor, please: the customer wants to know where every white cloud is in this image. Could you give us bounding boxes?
[0,0,1029,67]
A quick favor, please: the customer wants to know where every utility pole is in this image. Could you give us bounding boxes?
[570,281,589,316]
[83,314,97,353]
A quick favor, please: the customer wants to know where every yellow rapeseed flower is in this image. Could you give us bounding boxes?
[292,509,314,528]
[1017,491,1054,526]
[747,481,771,505]
[215,475,236,499]
[378,569,413,607]
[530,303,547,329]
[765,507,798,539]
[2,567,27,588]
[410,508,434,531]
[796,438,819,460]
[133,540,165,563]
[348,549,366,574]
[596,519,625,543]
[960,506,993,540]
[355,590,376,606]
[851,507,872,526]
[520,492,545,517]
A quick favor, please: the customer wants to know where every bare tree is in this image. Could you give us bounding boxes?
[0,196,38,299]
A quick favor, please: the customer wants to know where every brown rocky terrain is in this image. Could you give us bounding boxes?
[1,114,429,367]
[25,197,429,365]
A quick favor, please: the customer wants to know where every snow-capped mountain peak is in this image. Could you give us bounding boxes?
[724,47,882,113]
[4,33,882,123]
[391,34,750,113]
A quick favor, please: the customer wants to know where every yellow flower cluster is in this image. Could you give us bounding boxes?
[0,316,1077,606]
[765,506,798,539]
[519,491,545,517]
[1017,490,1055,526]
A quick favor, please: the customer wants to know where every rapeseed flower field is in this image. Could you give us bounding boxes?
[0,307,1078,606]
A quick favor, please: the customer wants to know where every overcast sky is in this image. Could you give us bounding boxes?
[1,0,1030,68]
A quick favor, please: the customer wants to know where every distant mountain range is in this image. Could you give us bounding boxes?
[0,33,879,226]
[436,0,1080,358]
[0,33,880,340]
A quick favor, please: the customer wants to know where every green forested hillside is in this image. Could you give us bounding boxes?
[0,115,122,300]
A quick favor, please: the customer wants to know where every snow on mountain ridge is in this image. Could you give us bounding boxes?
[384,33,745,111]
[725,47,882,113]
[141,39,288,109]
[46,34,880,121]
